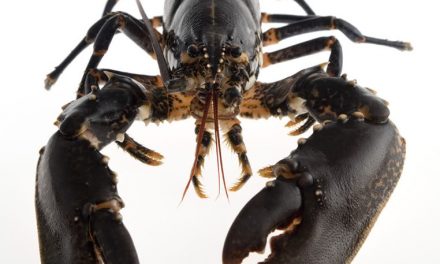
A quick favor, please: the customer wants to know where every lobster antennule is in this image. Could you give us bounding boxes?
[213,88,229,201]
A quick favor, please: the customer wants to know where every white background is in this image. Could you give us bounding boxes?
[1,0,439,263]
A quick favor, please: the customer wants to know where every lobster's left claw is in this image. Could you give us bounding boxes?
[36,74,147,264]
[223,117,405,264]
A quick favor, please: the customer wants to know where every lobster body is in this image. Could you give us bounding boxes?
[37,0,411,263]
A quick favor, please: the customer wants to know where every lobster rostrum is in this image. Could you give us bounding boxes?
[36,0,410,263]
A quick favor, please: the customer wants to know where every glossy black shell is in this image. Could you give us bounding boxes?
[163,0,261,74]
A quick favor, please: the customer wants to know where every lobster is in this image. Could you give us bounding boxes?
[36,0,410,263]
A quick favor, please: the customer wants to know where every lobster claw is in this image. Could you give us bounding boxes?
[36,74,147,264]
[223,117,405,263]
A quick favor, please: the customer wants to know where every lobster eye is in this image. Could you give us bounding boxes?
[229,46,242,58]
[187,44,199,57]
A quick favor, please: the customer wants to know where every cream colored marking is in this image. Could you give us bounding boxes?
[338,113,348,122]
[358,105,371,119]
[111,172,119,184]
[288,96,307,114]
[44,75,56,89]
[137,104,152,121]
[103,70,114,80]
[352,111,365,119]
[79,130,101,149]
[348,79,357,86]
[115,133,125,143]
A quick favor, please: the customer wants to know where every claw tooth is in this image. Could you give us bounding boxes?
[312,123,323,132]
[352,111,365,120]
[101,155,110,164]
[266,180,276,188]
[337,114,348,123]
[115,213,123,222]
[315,189,323,196]
[297,137,307,145]
[341,73,348,80]
[110,171,118,184]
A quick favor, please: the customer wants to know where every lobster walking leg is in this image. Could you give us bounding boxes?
[262,36,343,76]
[36,74,147,264]
[46,12,161,92]
[262,15,412,51]
[222,120,253,192]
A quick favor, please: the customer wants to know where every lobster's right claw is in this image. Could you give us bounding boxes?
[223,117,405,264]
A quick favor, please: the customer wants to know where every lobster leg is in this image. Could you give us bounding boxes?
[226,66,405,263]
[262,15,412,51]
[222,120,253,192]
[36,74,148,264]
[46,12,161,92]
[191,125,213,198]
[262,36,343,76]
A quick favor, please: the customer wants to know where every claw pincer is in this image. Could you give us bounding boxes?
[223,69,406,264]
[36,75,146,264]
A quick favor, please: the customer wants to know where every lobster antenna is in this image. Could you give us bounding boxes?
[136,0,171,87]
